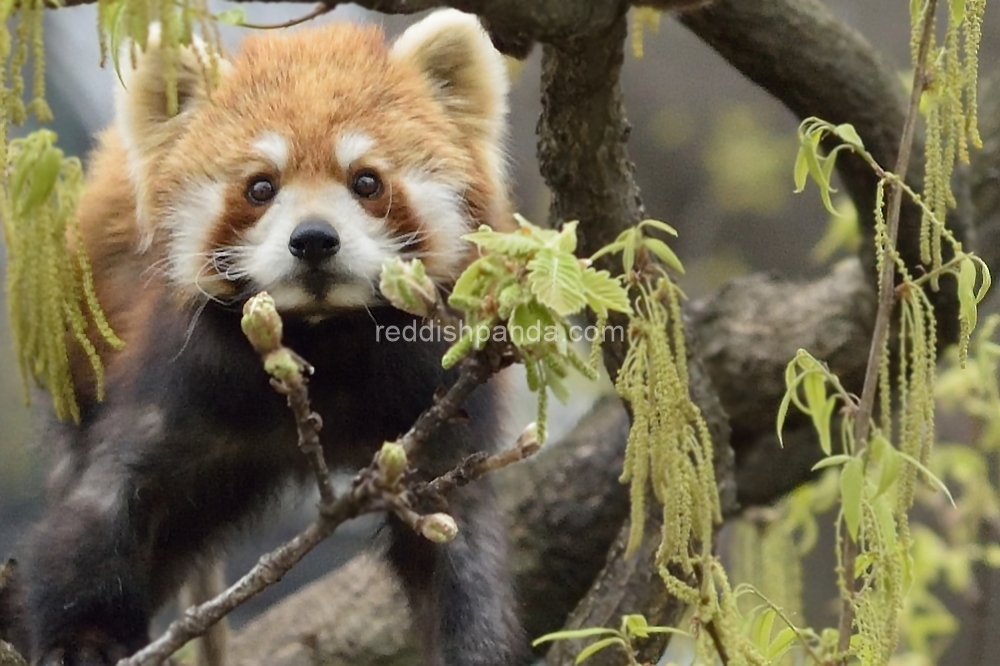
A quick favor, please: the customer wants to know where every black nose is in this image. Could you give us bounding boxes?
[289,220,340,263]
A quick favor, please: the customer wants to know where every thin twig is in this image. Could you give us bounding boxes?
[238,3,333,30]
[269,357,336,507]
[415,423,540,501]
[396,337,518,455]
[704,619,730,665]
[835,0,938,659]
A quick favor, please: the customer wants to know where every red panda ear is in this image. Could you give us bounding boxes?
[390,10,509,147]
[114,24,229,245]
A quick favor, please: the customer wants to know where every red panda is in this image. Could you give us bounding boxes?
[6,11,527,666]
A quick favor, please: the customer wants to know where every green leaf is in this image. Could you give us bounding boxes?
[767,627,798,661]
[215,7,247,25]
[873,497,897,552]
[811,454,854,471]
[526,249,587,316]
[793,146,810,193]
[554,220,579,254]
[508,302,556,348]
[833,123,865,150]
[872,433,901,497]
[798,364,835,454]
[574,637,627,664]
[818,150,842,215]
[951,0,967,23]
[638,218,678,236]
[776,357,807,447]
[841,457,865,540]
[751,609,777,652]
[959,257,979,333]
[580,268,631,319]
[531,628,620,646]
[108,0,132,87]
[462,226,542,257]
[623,232,638,275]
[643,237,685,274]
[623,614,648,638]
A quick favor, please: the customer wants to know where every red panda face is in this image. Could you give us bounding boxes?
[115,12,510,315]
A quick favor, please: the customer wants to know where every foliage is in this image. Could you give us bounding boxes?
[442,215,631,443]
[630,8,661,59]
[534,613,689,666]
[918,0,986,277]
[762,0,993,663]
[1,0,230,420]
[3,130,122,421]
[97,0,224,115]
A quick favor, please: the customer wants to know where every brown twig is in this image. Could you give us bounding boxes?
[704,619,730,666]
[115,294,532,666]
[834,0,938,660]
[268,354,336,508]
[237,3,333,29]
[415,423,540,502]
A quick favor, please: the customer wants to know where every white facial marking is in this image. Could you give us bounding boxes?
[400,171,469,279]
[335,131,376,170]
[252,132,290,172]
[240,182,397,310]
[163,180,227,293]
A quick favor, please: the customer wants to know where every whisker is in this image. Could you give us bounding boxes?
[170,297,210,362]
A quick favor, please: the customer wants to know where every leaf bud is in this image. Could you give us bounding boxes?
[377,442,408,486]
[241,292,283,354]
[263,348,300,384]
[418,513,459,543]
[379,257,438,319]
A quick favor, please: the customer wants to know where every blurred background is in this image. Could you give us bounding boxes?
[1,2,999,662]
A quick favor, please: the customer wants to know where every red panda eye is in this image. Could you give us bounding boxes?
[350,170,382,199]
[246,175,277,205]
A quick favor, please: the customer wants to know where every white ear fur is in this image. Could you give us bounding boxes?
[114,24,227,246]
[390,9,509,146]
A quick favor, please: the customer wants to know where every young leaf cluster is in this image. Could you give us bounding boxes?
[795,117,991,364]
[533,613,688,666]
[445,215,631,442]
[3,130,123,422]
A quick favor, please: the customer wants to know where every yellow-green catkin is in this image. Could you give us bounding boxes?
[616,277,720,578]
[4,132,124,422]
[918,0,986,282]
[95,0,224,109]
[1,0,227,421]
[630,7,660,59]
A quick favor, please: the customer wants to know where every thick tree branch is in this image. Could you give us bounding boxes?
[537,4,643,377]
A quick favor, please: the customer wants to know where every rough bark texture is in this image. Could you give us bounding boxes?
[537,4,644,378]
